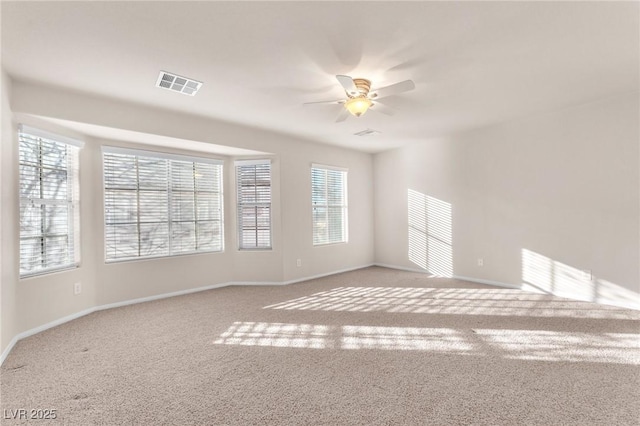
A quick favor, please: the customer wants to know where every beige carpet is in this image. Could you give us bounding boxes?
[1,266,639,425]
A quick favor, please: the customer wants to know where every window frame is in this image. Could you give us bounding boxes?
[235,159,272,251]
[311,163,348,246]
[18,125,83,278]
[102,146,224,263]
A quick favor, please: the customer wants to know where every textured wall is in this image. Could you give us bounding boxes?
[374,93,639,309]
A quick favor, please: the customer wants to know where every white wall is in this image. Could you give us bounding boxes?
[374,93,639,309]
[0,79,374,357]
[86,139,241,306]
[1,71,18,353]
[4,75,636,361]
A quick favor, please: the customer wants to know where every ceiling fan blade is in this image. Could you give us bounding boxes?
[335,108,350,122]
[303,99,344,105]
[370,101,396,116]
[369,80,415,99]
[336,75,359,96]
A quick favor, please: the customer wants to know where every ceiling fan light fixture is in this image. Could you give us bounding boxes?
[344,96,372,117]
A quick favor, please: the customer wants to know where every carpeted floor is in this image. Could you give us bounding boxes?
[1,266,639,425]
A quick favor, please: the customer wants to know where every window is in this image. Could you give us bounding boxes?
[102,147,223,261]
[236,159,272,250]
[19,125,82,277]
[311,164,348,245]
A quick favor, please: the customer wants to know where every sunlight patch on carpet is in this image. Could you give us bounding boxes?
[262,286,634,319]
[213,322,640,364]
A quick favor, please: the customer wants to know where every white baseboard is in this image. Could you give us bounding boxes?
[374,263,520,289]
[230,281,285,286]
[96,281,232,312]
[377,264,639,310]
[226,263,375,286]
[452,275,520,289]
[0,335,19,366]
[282,263,375,285]
[0,263,374,366]
[374,262,433,275]
[3,263,635,366]
[375,263,520,289]
[230,264,375,287]
[0,306,96,366]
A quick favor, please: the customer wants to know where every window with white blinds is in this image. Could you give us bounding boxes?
[236,159,271,250]
[102,147,223,261]
[19,125,82,277]
[311,164,348,245]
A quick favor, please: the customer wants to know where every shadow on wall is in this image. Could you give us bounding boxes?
[522,249,640,310]
[407,189,452,277]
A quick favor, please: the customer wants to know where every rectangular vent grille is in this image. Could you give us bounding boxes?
[156,71,202,96]
[354,129,381,137]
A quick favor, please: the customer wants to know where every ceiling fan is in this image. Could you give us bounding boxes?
[304,75,415,122]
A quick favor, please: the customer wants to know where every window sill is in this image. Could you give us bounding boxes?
[313,241,348,247]
[20,264,80,280]
[105,249,224,264]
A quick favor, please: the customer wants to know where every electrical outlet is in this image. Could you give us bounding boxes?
[296,259,302,267]
[74,282,81,295]
[477,258,484,267]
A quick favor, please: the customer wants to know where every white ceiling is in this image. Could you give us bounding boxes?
[2,1,638,153]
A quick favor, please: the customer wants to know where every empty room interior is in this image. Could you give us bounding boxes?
[1,1,639,425]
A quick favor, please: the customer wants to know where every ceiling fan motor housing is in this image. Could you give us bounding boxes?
[304,74,414,120]
[351,78,372,98]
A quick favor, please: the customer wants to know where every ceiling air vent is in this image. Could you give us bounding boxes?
[354,129,381,137]
[156,71,202,96]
